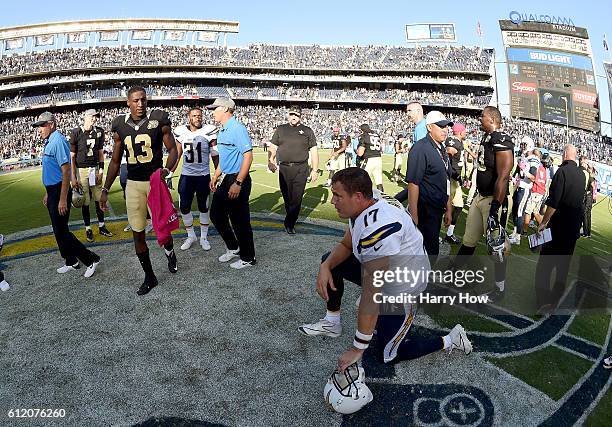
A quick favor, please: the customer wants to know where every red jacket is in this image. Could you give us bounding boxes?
[148,169,179,246]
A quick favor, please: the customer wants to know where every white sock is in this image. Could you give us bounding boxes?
[98,222,105,228]
[85,226,92,231]
[512,227,517,235]
[164,248,174,256]
[182,212,193,228]
[496,281,505,292]
[447,225,455,236]
[325,311,341,323]
[200,212,209,239]
[186,227,196,239]
[442,334,452,349]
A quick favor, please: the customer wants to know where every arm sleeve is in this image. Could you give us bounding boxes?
[239,125,253,153]
[545,169,565,209]
[307,128,317,149]
[96,129,105,150]
[405,146,426,185]
[358,222,403,260]
[111,117,120,134]
[55,138,71,166]
[158,111,171,128]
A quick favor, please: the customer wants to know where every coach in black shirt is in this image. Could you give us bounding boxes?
[535,144,585,312]
[268,106,319,234]
[406,111,453,264]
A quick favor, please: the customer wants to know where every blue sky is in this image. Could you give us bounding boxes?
[3,0,611,133]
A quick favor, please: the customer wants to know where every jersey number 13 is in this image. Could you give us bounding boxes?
[124,134,153,164]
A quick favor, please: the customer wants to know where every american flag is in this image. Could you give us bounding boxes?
[477,22,483,38]
[604,34,609,51]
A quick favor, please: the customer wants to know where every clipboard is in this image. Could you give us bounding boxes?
[528,229,552,249]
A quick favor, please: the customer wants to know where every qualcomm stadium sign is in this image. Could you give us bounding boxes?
[509,11,575,27]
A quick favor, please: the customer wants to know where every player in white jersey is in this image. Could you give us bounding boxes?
[172,107,219,250]
[298,168,472,373]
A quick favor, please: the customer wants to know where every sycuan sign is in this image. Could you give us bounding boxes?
[509,11,575,26]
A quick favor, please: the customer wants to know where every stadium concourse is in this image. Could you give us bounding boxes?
[0,35,611,426]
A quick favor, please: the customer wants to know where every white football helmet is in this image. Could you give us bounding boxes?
[372,188,404,210]
[486,225,511,263]
[323,363,373,414]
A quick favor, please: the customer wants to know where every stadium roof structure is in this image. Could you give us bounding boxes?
[0,18,239,53]
[0,18,239,39]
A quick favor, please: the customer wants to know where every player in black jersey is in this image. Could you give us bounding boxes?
[444,123,466,244]
[452,106,514,302]
[356,124,384,192]
[325,127,350,187]
[68,109,113,242]
[99,86,179,296]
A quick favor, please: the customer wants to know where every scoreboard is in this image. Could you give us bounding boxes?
[500,20,599,132]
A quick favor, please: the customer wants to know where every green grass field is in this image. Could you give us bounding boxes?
[1,150,611,425]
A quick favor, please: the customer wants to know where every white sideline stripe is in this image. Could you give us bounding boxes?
[550,343,597,362]
[0,177,24,193]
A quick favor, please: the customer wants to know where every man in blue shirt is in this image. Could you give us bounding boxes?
[34,112,100,277]
[395,102,427,203]
[407,102,427,143]
[406,111,454,265]
[207,98,256,269]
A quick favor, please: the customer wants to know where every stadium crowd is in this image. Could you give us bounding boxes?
[0,45,494,78]
[0,84,492,111]
[2,104,610,167]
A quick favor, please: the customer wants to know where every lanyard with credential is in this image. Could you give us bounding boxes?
[430,139,450,175]
[430,138,451,197]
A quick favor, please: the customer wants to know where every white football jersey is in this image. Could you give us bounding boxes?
[174,124,218,176]
[350,197,429,296]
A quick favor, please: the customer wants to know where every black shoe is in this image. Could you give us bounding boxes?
[137,275,158,296]
[445,235,461,245]
[86,229,94,242]
[99,225,113,237]
[166,250,178,273]
[285,226,296,235]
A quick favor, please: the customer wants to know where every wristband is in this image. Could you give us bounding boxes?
[163,168,173,179]
[235,179,242,187]
[101,187,109,193]
[353,330,373,350]
[98,162,105,170]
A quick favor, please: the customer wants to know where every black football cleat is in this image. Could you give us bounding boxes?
[166,250,178,274]
[137,275,158,296]
[99,225,113,237]
[86,228,94,242]
[445,235,461,245]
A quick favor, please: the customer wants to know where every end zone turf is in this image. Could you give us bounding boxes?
[1,216,610,426]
